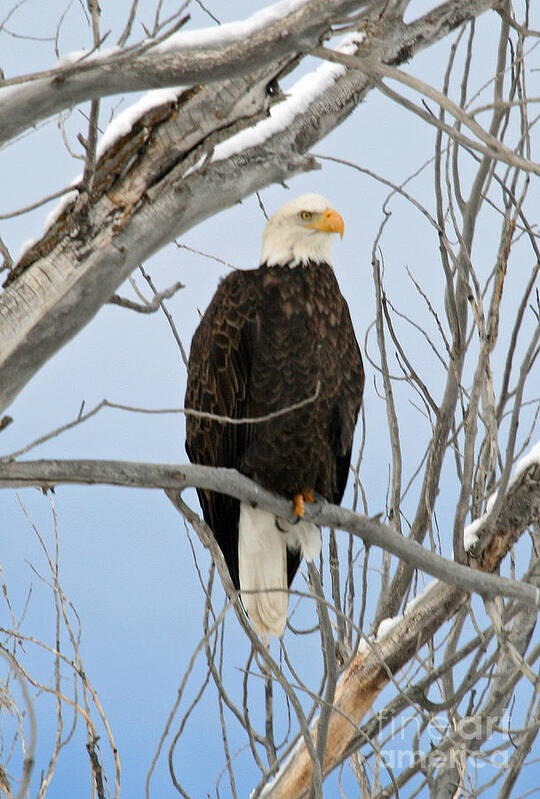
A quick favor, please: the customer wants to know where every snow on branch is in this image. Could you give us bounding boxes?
[464,440,540,550]
[0,0,371,145]
[210,31,365,163]
[0,0,498,418]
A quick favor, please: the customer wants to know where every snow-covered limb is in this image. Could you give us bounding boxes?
[38,28,363,246]
[0,60,285,413]
[464,439,540,551]
[0,0,370,146]
[0,0,498,418]
[514,440,540,478]
[211,31,364,163]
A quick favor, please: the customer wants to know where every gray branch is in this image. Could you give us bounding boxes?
[0,458,538,609]
[108,280,184,313]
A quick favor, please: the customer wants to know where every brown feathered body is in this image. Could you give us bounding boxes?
[185,261,364,587]
[184,193,364,640]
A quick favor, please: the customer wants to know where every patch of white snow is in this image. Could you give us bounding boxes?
[156,0,308,53]
[17,175,81,261]
[56,45,122,68]
[463,516,484,551]
[96,88,183,160]
[43,186,80,231]
[514,440,540,478]
[404,580,438,614]
[212,31,365,164]
[463,439,540,550]
[376,615,403,640]
[17,237,38,261]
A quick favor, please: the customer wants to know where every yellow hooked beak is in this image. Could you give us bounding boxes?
[307,208,345,238]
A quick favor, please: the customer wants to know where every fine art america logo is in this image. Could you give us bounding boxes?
[376,713,509,771]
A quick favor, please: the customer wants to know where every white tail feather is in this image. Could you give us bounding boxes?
[238,503,321,641]
[238,505,288,639]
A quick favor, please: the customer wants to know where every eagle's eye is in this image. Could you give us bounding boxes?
[300,211,312,221]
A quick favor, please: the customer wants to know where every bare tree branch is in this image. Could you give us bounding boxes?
[314,45,540,176]
[0,645,37,799]
[108,279,185,312]
[0,458,538,610]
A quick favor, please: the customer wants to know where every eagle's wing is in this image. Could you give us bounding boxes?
[330,298,365,506]
[184,270,260,590]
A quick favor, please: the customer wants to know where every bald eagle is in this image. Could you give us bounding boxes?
[185,194,364,641]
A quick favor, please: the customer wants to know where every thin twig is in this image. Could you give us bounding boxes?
[0,385,322,463]
[139,265,190,367]
[108,280,184,312]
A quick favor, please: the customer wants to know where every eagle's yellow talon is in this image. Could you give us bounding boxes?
[293,493,305,517]
[293,490,315,516]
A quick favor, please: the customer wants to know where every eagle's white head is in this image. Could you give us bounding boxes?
[260,193,344,268]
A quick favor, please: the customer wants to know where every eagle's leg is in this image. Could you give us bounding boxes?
[293,490,316,517]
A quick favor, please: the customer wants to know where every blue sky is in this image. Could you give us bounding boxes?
[1,1,539,797]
